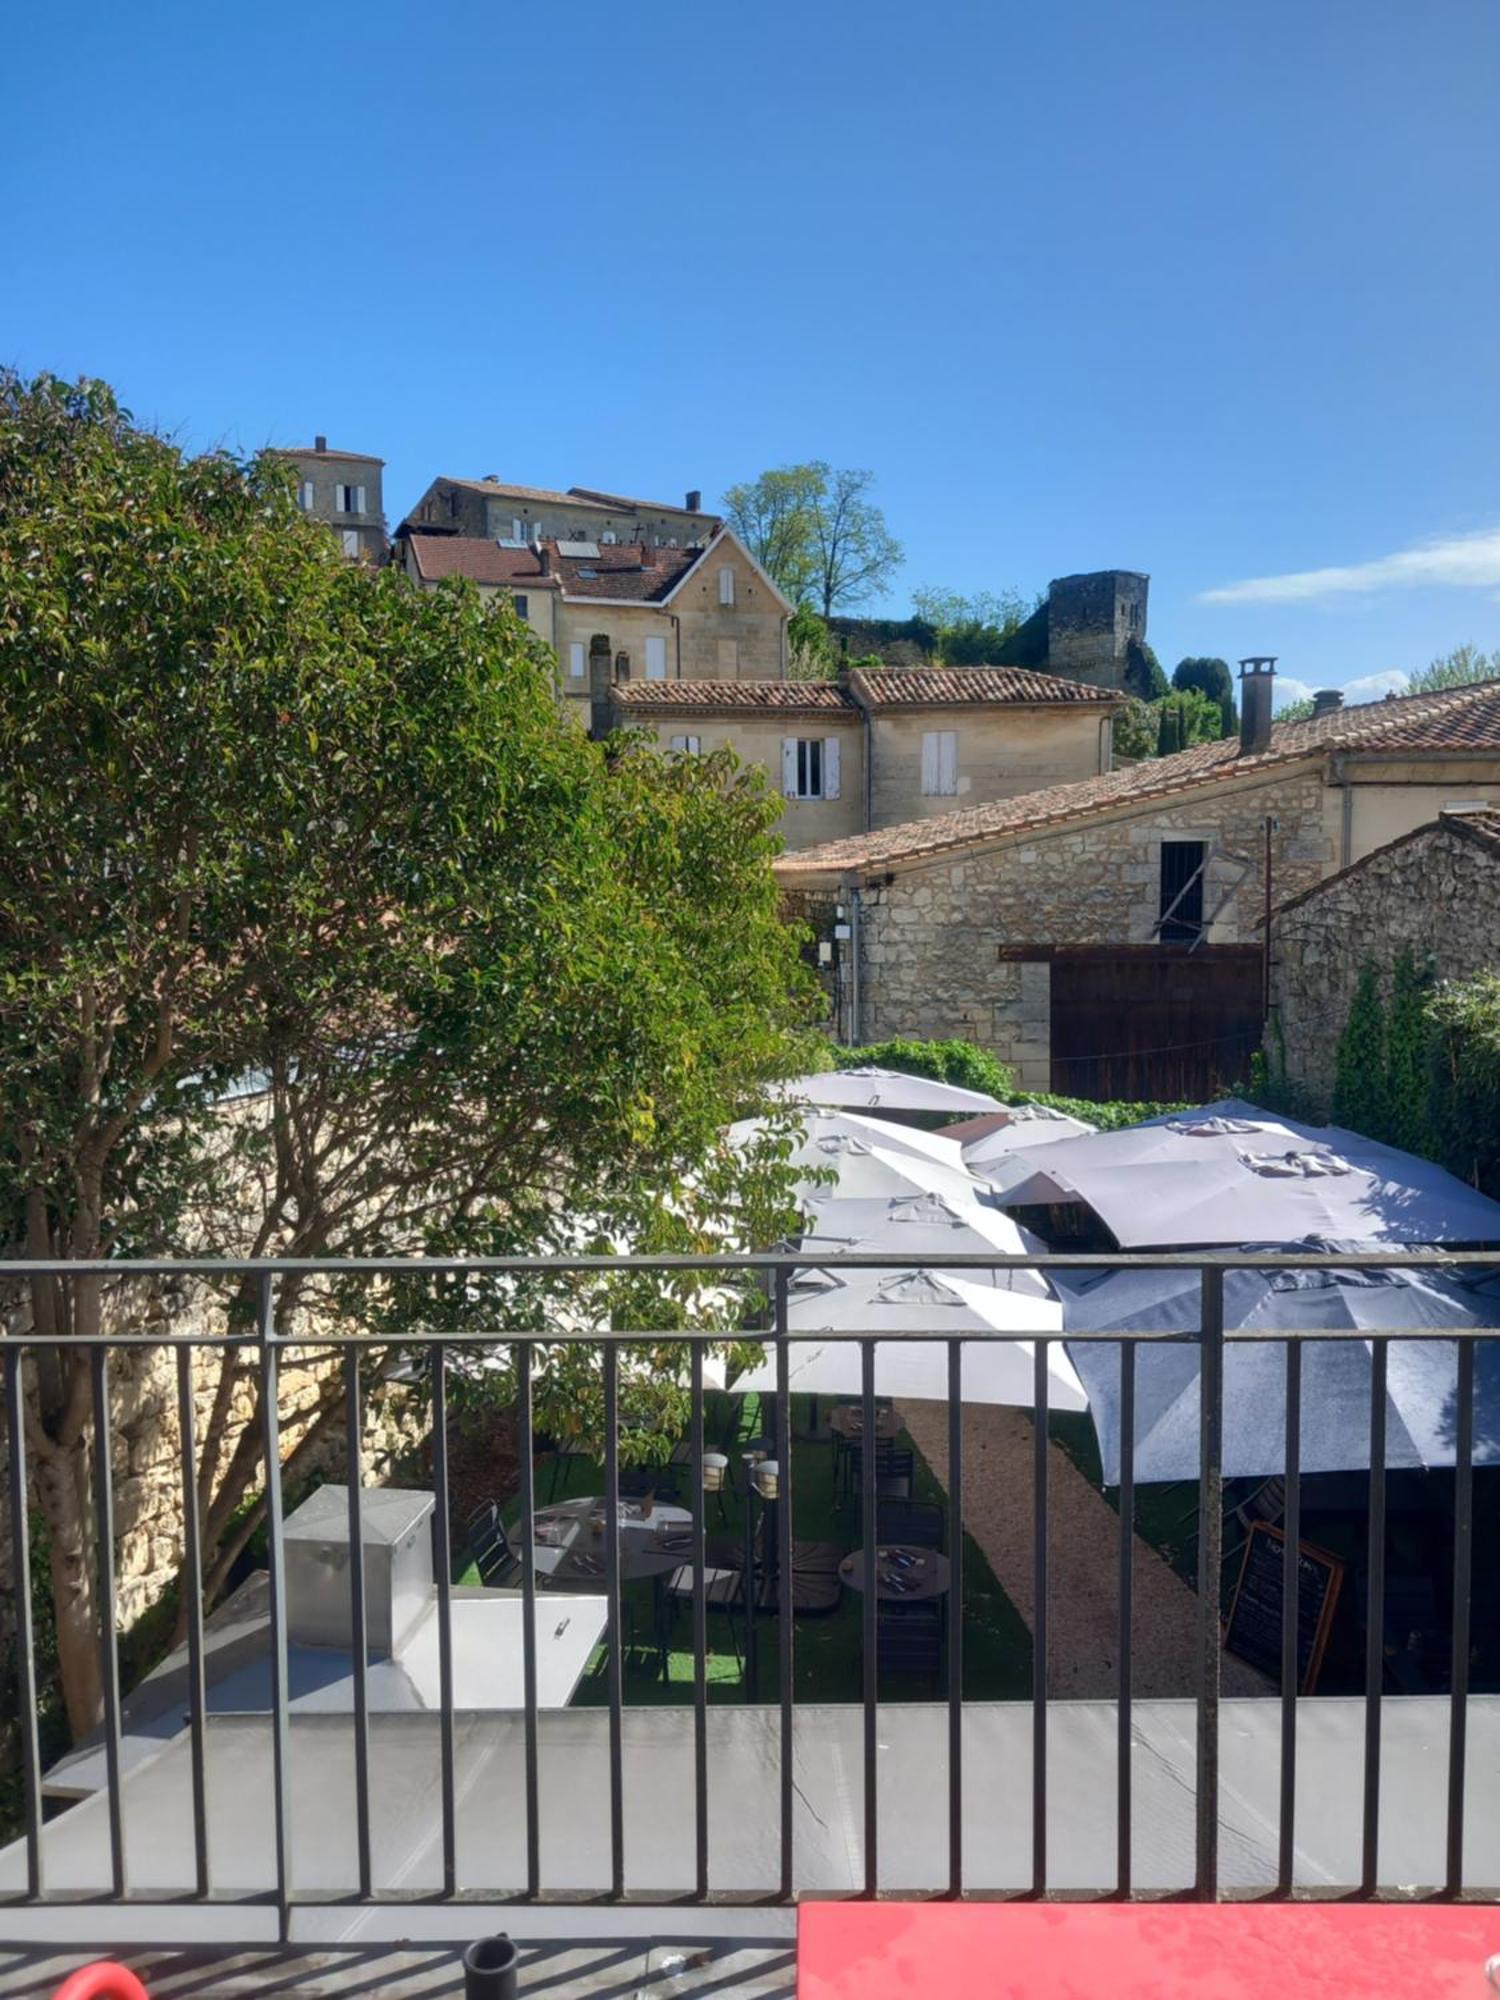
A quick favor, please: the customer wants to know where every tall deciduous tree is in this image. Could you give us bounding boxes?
[722,462,903,616]
[1172,657,1236,735]
[0,374,815,1736]
[1405,643,1500,695]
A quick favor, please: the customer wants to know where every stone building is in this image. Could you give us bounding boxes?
[613,666,1119,849]
[266,436,387,562]
[399,476,717,551]
[1270,807,1500,1107]
[775,673,1500,1099]
[994,570,1157,697]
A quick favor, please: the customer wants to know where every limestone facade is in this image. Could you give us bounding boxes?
[1270,811,1500,1107]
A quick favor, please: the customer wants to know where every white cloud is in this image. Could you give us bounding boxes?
[1271,676,1314,711]
[1200,525,1500,605]
[1340,669,1410,704]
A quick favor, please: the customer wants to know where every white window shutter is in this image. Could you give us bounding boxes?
[513,517,524,542]
[941,731,958,793]
[670,734,686,752]
[823,737,841,800]
[687,734,701,754]
[719,565,735,605]
[646,636,668,679]
[569,642,586,678]
[355,485,366,513]
[782,738,798,795]
[921,732,939,794]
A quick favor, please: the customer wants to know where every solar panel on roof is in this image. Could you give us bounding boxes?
[556,540,600,559]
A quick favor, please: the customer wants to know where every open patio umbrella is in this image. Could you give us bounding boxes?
[962,1104,1097,1173]
[794,1190,1054,1300]
[1058,1245,1500,1480]
[750,1133,992,1207]
[986,1111,1500,1247]
[768,1066,1003,1116]
[730,1265,1083,1408]
[726,1110,963,1172]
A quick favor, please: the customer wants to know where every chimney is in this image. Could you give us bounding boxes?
[537,541,550,576]
[1238,657,1277,756]
[639,543,656,570]
[314,434,327,454]
[685,489,702,513]
[1311,688,1343,716]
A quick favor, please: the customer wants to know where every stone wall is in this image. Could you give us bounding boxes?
[867,708,1108,830]
[799,766,1330,1083]
[1270,815,1500,1107]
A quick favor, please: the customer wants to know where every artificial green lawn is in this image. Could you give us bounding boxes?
[465,1392,1033,1704]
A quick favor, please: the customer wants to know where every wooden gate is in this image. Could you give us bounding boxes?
[1047,946,1263,1103]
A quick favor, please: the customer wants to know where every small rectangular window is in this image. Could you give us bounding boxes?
[1159,840,1206,942]
[669,734,702,754]
[513,595,528,621]
[922,730,958,795]
[718,565,736,606]
[796,739,825,798]
[341,529,361,558]
[569,642,586,678]
[645,636,668,680]
[298,480,315,512]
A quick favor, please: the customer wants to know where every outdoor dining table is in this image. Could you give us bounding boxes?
[838,1544,951,1601]
[531,1495,697,1586]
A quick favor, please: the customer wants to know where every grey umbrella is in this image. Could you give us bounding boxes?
[1058,1242,1500,1481]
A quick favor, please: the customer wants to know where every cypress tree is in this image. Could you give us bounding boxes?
[1385,948,1433,1155]
[1331,962,1389,1139]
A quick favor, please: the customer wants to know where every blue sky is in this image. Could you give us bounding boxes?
[5,0,1498,703]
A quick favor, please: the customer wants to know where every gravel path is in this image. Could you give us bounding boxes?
[899,1401,1271,1700]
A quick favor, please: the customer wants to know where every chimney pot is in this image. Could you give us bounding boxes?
[314,434,327,453]
[537,542,550,576]
[1311,688,1343,716]
[686,489,702,513]
[1238,656,1277,756]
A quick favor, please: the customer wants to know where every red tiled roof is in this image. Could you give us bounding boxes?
[849,665,1119,708]
[405,537,557,587]
[420,477,717,518]
[612,680,852,714]
[775,679,1500,877]
[552,543,706,602]
[268,445,384,465]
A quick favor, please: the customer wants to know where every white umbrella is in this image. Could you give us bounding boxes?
[760,1136,992,1207]
[768,1065,1003,1116]
[795,1189,1054,1300]
[731,1266,1082,1408]
[963,1105,1097,1172]
[727,1110,963,1171]
[987,1111,1500,1248]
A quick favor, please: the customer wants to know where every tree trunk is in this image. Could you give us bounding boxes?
[32,1431,104,1739]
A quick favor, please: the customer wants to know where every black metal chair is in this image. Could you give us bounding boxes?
[876,1597,943,1685]
[843,1442,915,1503]
[464,1499,522,1588]
[876,1497,945,1550]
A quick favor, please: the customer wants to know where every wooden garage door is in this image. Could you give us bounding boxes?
[1048,947,1263,1103]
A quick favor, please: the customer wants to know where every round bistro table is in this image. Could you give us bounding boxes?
[838,1544,951,1602]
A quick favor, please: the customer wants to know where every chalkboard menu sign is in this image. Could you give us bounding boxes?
[1224,1523,1343,1694]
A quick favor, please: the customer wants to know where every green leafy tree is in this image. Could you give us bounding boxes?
[1331,963,1389,1138]
[1276,695,1316,724]
[1173,657,1236,735]
[910,584,1033,664]
[1405,643,1500,696]
[723,462,903,617]
[1424,971,1500,1198]
[786,602,838,680]
[721,463,823,603]
[1129,641,1169,702]
[0,373,815,1736]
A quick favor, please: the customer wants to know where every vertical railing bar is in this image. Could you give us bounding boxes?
[1194,1265,1225,1902]
[429,1340,457,1898]
[1116,1339,1135,1899]
[4,1346,44,1900]
[257,1271,292,1938]
[1361,1338,1387,1897]
[690,1341,709,1902]
[1031,1338,1049,1898]
[90,1341,126,1901]
[947,1337,964,1900]
[1277,1337,1302,1895]
[344,1349,372,1901]
[516,1340,541,1901]
[861,1336,878,1897]
[174,1345,210,1899]
[1445,1335,1474,1896]
[604,1343,625,1899]
[775,1267,795,1902]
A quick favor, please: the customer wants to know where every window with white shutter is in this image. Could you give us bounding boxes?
[669,734,702,754]
[645,636,668,680]
[783,738,827,799]
[782,738,799,795]
[718,565,735,606]
[298,480,315,512]
[513,517,524,542]
[823,736,841,799]
[341,530,361,558]
[569,642,586,678]
[922,729,958,795]
[354,485,366,514]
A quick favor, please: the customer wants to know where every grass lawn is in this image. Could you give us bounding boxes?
[462,1393,1033,1704]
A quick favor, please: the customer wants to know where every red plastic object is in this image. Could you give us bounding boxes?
[797,1902,1500,1999]
[52,1965,150,2000]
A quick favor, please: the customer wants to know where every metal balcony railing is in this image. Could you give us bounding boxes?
[2,1248,1497,1937]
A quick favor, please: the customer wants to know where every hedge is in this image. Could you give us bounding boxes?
[824,1037,1186,1131]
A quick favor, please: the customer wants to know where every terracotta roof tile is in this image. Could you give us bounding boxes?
[566,485,717,517]
[552,542,705,602]
[776,678,1500,877]
[405,537,557,587]
[849,665,1119,708]
[424,477,717,518]
[612,679,852,713]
